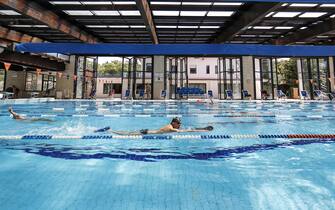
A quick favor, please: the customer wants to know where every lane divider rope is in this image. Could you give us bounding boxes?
[1,134,335,140]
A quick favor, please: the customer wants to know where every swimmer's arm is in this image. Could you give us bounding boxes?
[177,128,211,132]
[108,130,141,135]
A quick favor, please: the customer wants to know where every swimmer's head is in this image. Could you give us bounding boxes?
[171,117,181,129]
[8,107,13,112]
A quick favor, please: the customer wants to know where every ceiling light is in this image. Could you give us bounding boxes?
[199,26,220,28]
[320,4,335,7]
[86,25,108,28]
[156,25,177,28]
[108,25,129,28]
[130,25,146,28]
[178,26,199,28]
[182,2,211,5]
[112,1,136,4]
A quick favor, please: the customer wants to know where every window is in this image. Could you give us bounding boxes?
[25,72,42,91]
[146,63,152,72]
[215,65,218,74]
[206,65,210,74]
[103,83,112,94]
[42,75,56,91]
[113,84,122,94]
[190,65,197,74]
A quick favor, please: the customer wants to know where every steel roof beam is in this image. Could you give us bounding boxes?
[0,0,99,43]
[135,0,158,44]
[0,25,43,43]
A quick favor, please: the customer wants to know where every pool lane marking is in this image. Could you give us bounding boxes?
[2,134,335,140]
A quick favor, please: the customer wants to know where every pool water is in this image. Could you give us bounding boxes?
[0,100,335,210]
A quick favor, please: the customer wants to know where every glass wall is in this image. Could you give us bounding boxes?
[165,57,188,99]
[75,56,98,99]
[299,58,330,99]
[254,58,277,99]
[218,57,242,99]
[120,56,153,99]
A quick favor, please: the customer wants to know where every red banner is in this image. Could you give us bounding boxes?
[4,62,11,71]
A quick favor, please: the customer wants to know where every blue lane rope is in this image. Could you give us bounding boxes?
[1,134,335,140]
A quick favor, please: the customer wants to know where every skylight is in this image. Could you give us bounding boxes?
[119,10,140,16]
[180,11,207,16]
[300,26,307,29]
[86,25,108,28]
[207,11,234,17]
[150,2,181,5]
[10,25,48,27]
[0,10,21,15]
[290,3,317,7]
[152,11,179,16]
[156,25,177,28]
[108,25,129,28]
[182,2,211,5]
[50,1,81,4]
[299,12,327,18]
[275,26,293,29]
[199,26,220,29]
[273,12,301,18]
[178,26,199,29]
[130,25,146,28]
[81,1,112,5]
[213,2,243,6]
[253,26,273,30]
[320,4,335,7]
[63,10,93,15]
[112,1,136,5]
[92,11,119,16]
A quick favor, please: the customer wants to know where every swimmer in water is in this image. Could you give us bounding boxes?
[8,107,54,122]
[95,117,213,135]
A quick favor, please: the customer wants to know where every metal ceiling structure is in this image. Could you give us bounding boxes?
[0,0,335,45]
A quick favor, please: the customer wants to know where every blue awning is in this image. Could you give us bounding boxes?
[15,43,335,57]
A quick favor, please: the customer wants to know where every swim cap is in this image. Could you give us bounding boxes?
[171,117,181,124]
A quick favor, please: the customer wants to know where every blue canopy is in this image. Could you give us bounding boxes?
[15,43,335,57]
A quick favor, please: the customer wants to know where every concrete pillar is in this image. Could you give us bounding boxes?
[242,56,254,99]
[55,55,75,99]
[296,58,304,96]
[153,55,165,99]
[329,57,334,92]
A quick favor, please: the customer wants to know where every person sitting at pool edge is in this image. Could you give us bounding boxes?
[95,117,213,135]
[8,107,54,122]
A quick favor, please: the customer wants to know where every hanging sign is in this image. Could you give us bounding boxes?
[4,62,11,71]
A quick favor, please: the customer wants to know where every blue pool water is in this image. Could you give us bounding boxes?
[0,100,335,210]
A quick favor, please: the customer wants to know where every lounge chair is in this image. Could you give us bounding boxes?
[242,90,252,100]
[161,90,166,99]
[208,90,213,98]
[300,90,309,100]
[225,89,233,100]
[138,89,145,99]
[277,89,287,99]
[314,90,331,100]
[124,89,131,99]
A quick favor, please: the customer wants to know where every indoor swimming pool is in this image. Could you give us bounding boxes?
[0,100,334,210]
